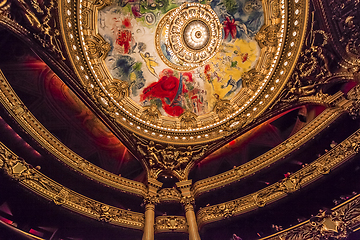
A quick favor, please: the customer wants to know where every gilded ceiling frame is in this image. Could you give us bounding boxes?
[58,0,310,145]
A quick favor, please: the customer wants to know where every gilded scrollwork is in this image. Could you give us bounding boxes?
[179,111,197,129]
[6,0,65,59]
[134,134,207,179]
[330,0,360,65]
[346,84,360,118]
[263,200,360,240]
[141,104,161,124]
[155,216,188,233]
[0,0,11,18]
[53,188,69,205]
[85,35,111,60]
[242,69,264,91]
[213,94,234,120]
[180,195,195,208]
[272,15,336,108]
[106,80,130,102]
[158,188,182,202]
[143,194,160,205]
[255,24,280,48]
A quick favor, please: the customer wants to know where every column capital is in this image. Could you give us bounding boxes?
[180,195,195,210]
[144,194,160,205]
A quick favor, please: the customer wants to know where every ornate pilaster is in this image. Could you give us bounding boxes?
[176,180,201,240]
[142,178,162,240]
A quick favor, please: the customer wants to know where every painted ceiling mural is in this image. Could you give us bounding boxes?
[98,0,263,117]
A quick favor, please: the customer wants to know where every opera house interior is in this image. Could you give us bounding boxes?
[1,0,360,239]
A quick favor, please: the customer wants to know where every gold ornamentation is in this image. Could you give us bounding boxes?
[134,134,207,179]
[213,94,233,120]
[346,84,360,118]
[0,0,11,18]
[158,188,182,202]
[179,111,197,129]
[255,24,280,48]
[85,35,111,60]
[10,0,65,59]
[141,104,161,124]
[180,195,195,207]
[0,70,147,197]
[53,188,69,205]
[155,216,188,233]
[155,3,222,71]
[272,14,336,108]
[242,69,264,91]
[330,0,360,65]
[106,80,130,102]
[59,0,307,144]
[143,194,160,205]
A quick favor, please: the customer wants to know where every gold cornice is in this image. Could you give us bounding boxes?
[197,126,360,227]
[192,105,346,196]
[0,141,145,229]
[0,69,147,197]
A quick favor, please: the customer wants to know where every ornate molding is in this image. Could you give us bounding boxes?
[134,134,207,180]
[0,70,147,197]
[155,216,188,233]
[0,0,65,59]
[158,188,182,202]
[0,142,145,229]
[262,195,360,239]
[329,0,360,66]
[197,127,360,227]
[271,13,338,109]
[192,107,345,196]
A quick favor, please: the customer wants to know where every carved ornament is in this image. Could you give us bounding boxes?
[134,134,207,180]
[155,216,188,233]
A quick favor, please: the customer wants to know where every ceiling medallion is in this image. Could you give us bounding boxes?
[155,3,222,71]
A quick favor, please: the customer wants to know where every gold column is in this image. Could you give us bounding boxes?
[142,178,163,240]
[142,203,156,240]
[184,200,201,240]
[176,180,201,240]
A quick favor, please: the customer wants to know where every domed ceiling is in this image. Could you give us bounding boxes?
[1,0,360,239]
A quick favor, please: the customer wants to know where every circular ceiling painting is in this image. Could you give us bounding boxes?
[60,0,308,144]
[98,0,263,117]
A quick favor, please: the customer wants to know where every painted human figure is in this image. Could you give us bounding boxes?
[221,75,242,98]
